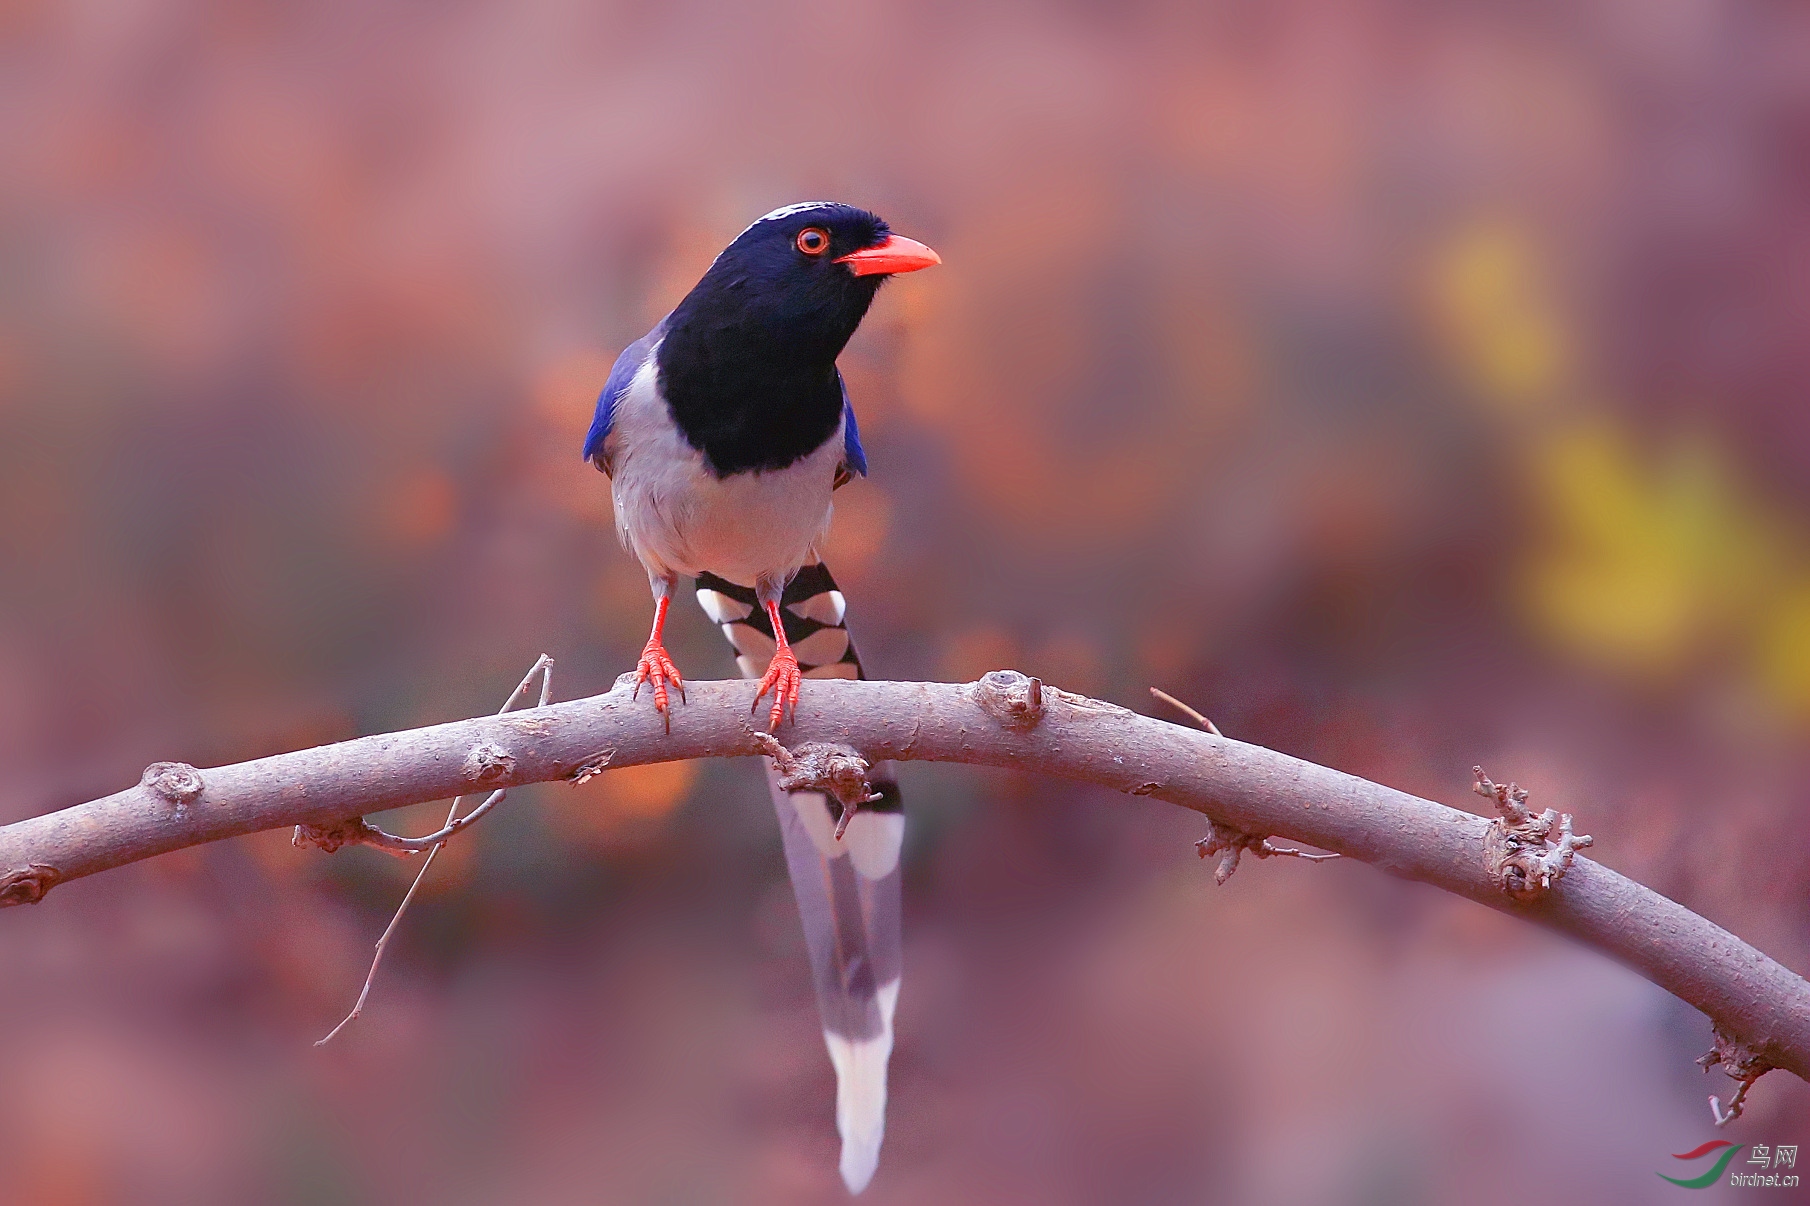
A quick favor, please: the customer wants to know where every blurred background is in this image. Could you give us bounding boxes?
[2,0,1809,1201]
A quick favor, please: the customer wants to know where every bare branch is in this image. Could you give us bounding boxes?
[3,667,1809,1108]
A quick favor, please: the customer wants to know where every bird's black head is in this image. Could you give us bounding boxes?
[676,201,938,363]
[656,202,939,476]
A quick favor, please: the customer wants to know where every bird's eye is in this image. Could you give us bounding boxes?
[796,227,830,256]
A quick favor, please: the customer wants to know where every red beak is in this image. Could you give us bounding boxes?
[835,233,941,277]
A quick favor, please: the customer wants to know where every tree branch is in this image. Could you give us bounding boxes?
[3,669,1807,1104]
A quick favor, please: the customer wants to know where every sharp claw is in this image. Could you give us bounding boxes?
[634,642,684,729]
[754,649,801,731]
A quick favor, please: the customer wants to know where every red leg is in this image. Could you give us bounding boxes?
[753,599,802,731]
[634,595,686,729]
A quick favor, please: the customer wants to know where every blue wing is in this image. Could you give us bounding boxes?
[838,370,868,479]
[582,325,662,467]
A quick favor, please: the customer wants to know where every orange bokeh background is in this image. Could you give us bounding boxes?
[3,1,1809,1201]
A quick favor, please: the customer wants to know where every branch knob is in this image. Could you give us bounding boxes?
[973,670,1045,730]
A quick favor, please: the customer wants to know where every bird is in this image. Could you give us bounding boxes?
[582,201,939,1192]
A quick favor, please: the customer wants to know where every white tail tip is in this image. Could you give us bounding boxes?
[838,1114,884,1194]
[823,979,899,1194]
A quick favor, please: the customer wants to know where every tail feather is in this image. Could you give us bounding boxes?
[825,979,900,1193]
[696,561,863,681]
[697,562,902,1194]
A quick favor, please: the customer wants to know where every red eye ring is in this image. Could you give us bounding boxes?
[796,227,830,256]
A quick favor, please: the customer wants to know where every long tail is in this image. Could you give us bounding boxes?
[695,562,903,1194]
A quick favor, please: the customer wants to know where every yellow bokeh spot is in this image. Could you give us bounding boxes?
[1429,219,1569,410]
[1755,582,1810,719]
[1521,421,1781,676]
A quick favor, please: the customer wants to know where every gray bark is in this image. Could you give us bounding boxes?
[3,671,1805,1089]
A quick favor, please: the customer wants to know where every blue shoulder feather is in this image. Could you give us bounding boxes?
[838,370,868,478]
[582,326,661,464]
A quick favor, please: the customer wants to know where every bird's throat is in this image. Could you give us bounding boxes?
[657,287,874,477]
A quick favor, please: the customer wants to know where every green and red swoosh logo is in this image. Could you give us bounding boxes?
[1658,1140,1744,1188]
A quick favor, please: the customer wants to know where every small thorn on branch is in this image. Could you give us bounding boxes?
[1474,766,1593,896]
[751,732,884,840]
[1195,817,1340,885]
[1700,1024,1775,1127]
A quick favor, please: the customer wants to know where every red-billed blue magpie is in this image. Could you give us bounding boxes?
[583,202,939,1193]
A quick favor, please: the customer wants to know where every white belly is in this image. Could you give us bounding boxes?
[607,355,839,588]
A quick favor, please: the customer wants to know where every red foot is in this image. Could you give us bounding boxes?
[753,645,802,731]
[634,639,686,729]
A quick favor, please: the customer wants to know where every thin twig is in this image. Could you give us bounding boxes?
[1194,816,1340,884]
[1709,1084,1752,1128]
[315,655,553,1046]
[322,789,510,854]
[1149,687,1223,736]
[1261,843,1340,862]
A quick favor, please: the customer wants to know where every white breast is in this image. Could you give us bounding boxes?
[607,349,841,589]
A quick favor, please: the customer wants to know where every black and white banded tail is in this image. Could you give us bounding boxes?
[695,562,903,1194]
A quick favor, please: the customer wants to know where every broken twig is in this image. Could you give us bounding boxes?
[1701,1024,1775,1127]
[1195,816,1340,885]
[753,732,884,840]
[1474,766,1593,896]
